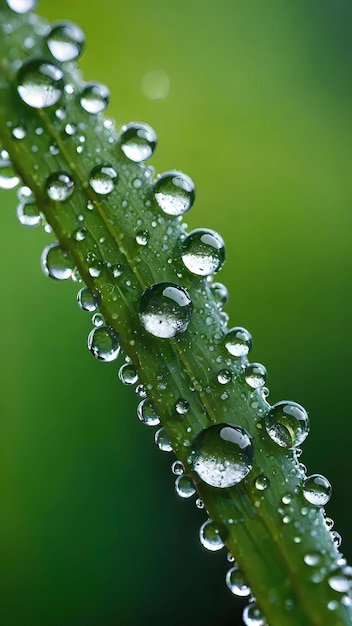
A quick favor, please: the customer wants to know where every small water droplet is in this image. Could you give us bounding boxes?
[12,126,26,139]
[254,474,269,491]
[189,423,253,488]
[303,474,332,506]
[304,552,321,566]
[328,566,352,593]
[46,171,74,201]
[73,227,87,241]
[175,474,196,498]
[137,399,160,426]
[135,229,149,246]
[217,369,232,385]
[210,281,228,308]
[118,363,138,385]
[245,363,267,389]
[46,21,85,62]
[92,313,104,327]
[77,286,101,312]
[226,566,251,596]
[16,199,41,227]
[242,602,265,626]
[171,460,184,475]
[181,228,225,276]
[0,156,20,190]
[80,82,109,114]
[324,516,334,531]
[155,427,172,451]
[196,498,204,509]
[120,121,157,162]
[225,327,252,357]
[6,0,37,14]
[175,398,190,415]
[282,493,292,505]
[154,170,195,216]
[89,164,117,195]
[199,520,225,551]
[87,326,120,362]
[139,282,193,338]
[331,531,342,548]
[41,242,75,280]
[264,401,309,449]
[17,60,63,108]
[135,384,147,398]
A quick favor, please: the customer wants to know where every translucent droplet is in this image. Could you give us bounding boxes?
[77,287,100,312]
[0,157,20,189]
[175,398,190,415]
[118,363,138,385]
[46,171,74,201]
[87,326,120,362]
[331,531,342,548]
[324,516,334,531]
[135,384,147,399]
[73,227,87,242]
[80,82,109,114]
[92,313,104,327]
[217,369,232,385]
[16,200,41,227]
[199,520,225,551]
[180,228,225,276]
[112,263,123,278]
[171,460,184,475]
[89,164,117,195]
[303,474,332,506]
[139,282,193,338]
[17,59,63,108]
[196,498,204,509]
[137,399,160,426]
[265,401,309,449]
[154,170,195,216]
[155,427,172,451]
[6,0,37,13]
[328,566,352,593]
[46,21,85,62]
[135,229,149,246]
[120,121,157,162]
[304,552,321,566]
[225,327,252,357]
[210,282,228,308]
[12,126,26,140]
[189,424,253,488]
[254,474,269,491]
[41,242,75,280]
[175,474,196,498]
[242,603,265,626]
[226,566,251,596]
[245,363,267,389]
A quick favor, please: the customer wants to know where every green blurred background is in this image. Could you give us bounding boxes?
[1,1,352,624]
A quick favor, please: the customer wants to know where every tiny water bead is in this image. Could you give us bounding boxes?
[6,0,37,13]
[120,121,157,162]
[0,155,20,189]
[155,427,173,452]
[92,313,104,327]
[243,603,266,626]
[225,327,252,357]
[217,369,232,385]
[171,460,184,475]
[87,326,120,362]
[225,566,251,596]
[46,171,74,201]
[189,424,253,488]
[139,282,193,339]
[46,21,85,62]
[175,398,190,415]
[89,164,117,195]
[41,242,75,280]
[77,286,101,312]
[264,401,309,449]
[328,566,352,593]
[154,170,195,216]
[17,60,63,108]
[80,82,110,114]
[175,474,196,498]
[245,363,267,389]
[118,363,138,385]
[303,474,332,506]
[180,228,225,276]
[135,230,149,246]
[199,520,225,551]
[137,399,160,426]
[254,474,270,491]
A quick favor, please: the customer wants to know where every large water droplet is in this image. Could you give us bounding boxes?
[264,401,309,449]
[47,21,85,62]
[80,82,109,114]
[0,155,20,190]
[87,326,120,362]
[189,424,253,488]
[118,363,138,385]
[181,229,225,276]
[77,286,101,312]
[199,520,225,551]
[245,363,267,389]
[139,282,193,338]
[137,399,160,426]
[175,474,196,498]
[155,427,172,451]
[303,474,332,506]
[89,164,117,195]
[154,170,195,216]
[328,566,352,593]
[226,566,251,596]
[6,0,37,13]
[17,60,63,108]
[46,171,74,201]
[120,121,157,162]
[243,603,265,626]
[41,242,75,280]
[225,327,252,357]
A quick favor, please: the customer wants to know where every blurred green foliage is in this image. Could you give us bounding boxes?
[1,1,351,624]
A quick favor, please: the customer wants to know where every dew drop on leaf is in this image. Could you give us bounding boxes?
[80,82,109,114]
[154,170,195,216]
[17,60,63,108]
[87,326,120,362]
[225,566,251,596]
[46,21,85,62]
[245,363,267,389]
[225,327,252,357]
[175,398,190,415]
[171,460,184,475]
[77,286,100,312]
[155,427,172,451]
[6,0,37,14]
[199,520,225,551]
[217,369,232,385]
[242,602,266,626]
[264,401,309,449]
[137,399,160,426]
[139,282,193,338]
[89,164,117,195]
[210,281,228,308]
[181,228,225,276]
[303,474,332,506]
[118,363,138,385]
[0,154,20,189]
[41,242,75,280]
[175,474,196,498]
[120,121,157,162]
[254,474,269,491]
[45,171,74,201]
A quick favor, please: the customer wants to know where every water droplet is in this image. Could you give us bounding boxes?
[328,566,352,593]
[135,229,149,246]
[189,423,253,488]
[180,228,225,276]
[264,401,309,449]
[175,398,190,415]
[118,363,138,385]
[73,227,87,241]
[245,363,267,389]
[0,156,20,190]
[139,282,193,338]
[242,603,265,626]
[12,126,26,140]
[303,474,332,506]
[171,460,184,475]
[80,82,109,114]
[87,326,120,362]
[282,493,292,505]
[135,384,147,399]
[196,498,204,509]
[89,164,117,195]
[111,263,123,278]
[324,516,334,531]
[331,531,342,548]
[137,399,160,426]
[210,282,228,308]
[46,171,74,201]
[155,427,172,451]
[225,566,251,596]
[254,474,269,491]
[16,199,41,227]
[225,327,252,357]
[175,474,196,498]
[217,369,232,385]
[6,0,37,13]
[46,21,85,62]
[92,313,104,327]
[77,286,100,312]
[17,60,63,108]
[120,121,157,162]
[199,520,225,551]
[154,170,195,216]
[304,552,321,566]
[41,242,75,280]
